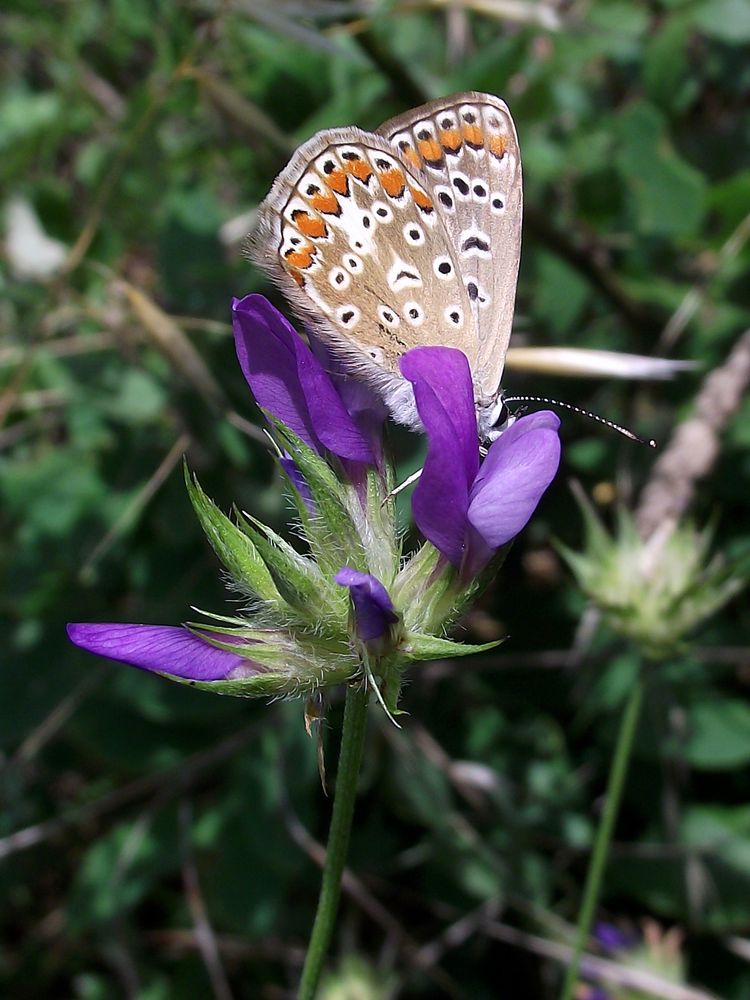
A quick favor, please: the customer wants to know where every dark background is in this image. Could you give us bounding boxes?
[2,1,750,997]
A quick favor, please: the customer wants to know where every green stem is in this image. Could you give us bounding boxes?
[560,676,644,1000]
[298,683,370,1000]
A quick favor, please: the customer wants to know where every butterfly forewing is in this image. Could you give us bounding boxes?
[377,93,522,403]
[251,126,475,408]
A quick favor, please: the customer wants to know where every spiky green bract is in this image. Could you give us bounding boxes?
[184,462,282,605]
[271,419,370,576]
[400,632,505,661]
[235,511,346,632]
[361,463,400,583]
[559,490,747,659]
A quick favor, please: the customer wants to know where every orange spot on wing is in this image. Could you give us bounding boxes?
[292,210,328,239]
[326,168,349,196]
[344,158,373,184]
[289,269,305,287]
[309,190,340,215]
[417,138,443,164]
[489,134,508,159]
[401,145,423,171]
[379,167,406,198]
[462,124,484,148]
[409,186,434,212]
[439,129,462,153]
[284,244,316,269]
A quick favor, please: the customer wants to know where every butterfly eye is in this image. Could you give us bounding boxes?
[491,400,510,430]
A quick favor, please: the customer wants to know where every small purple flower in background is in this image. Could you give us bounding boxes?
[233,294,375,464]
[400,346,561,578]
[336,567,399,644]
[593,921,635,954]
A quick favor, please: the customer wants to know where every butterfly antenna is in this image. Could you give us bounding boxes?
[504,395,657,448]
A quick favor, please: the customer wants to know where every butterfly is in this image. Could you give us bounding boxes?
[250,92,522,442]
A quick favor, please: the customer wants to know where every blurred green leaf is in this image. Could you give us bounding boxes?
[687,699,750,769]
[615,102,707,237]
[692,0,750,42]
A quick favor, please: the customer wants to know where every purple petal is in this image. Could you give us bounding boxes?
[466,410,561,556]
[232,295,373,463]
[67,623,262,681]
[309,335,387,465]
[400,347,480,567]
[335,567,398,642]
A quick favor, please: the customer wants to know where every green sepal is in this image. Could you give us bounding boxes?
[393,542,456,633]
[271,419,368,575]
[166,672,307,699]
[400,632,505,662]
[235,510,345,628]
[185,621,352,672]
[361,460,400,583]
[183,463,281,604]
[175,624,358,698]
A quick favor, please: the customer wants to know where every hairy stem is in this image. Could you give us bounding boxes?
[298,683,369,999]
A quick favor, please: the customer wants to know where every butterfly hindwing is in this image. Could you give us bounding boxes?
[377,92,522,403]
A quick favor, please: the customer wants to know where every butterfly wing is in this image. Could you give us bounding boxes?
[377,92,522,404]
[250,126,474,429]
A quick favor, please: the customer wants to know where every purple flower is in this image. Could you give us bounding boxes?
[593,921,636,953]
[66,623,264,682]
[335,567,399,643]
[233,294,374,464]
[400,347,561,576]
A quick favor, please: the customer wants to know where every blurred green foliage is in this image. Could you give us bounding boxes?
[2,1,750,997]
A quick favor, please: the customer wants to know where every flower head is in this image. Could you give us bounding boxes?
[68,304,556,708]
[559,492,746,659]
[400,347,561,576]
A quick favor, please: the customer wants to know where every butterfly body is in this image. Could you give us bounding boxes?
[250,92,522,442]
